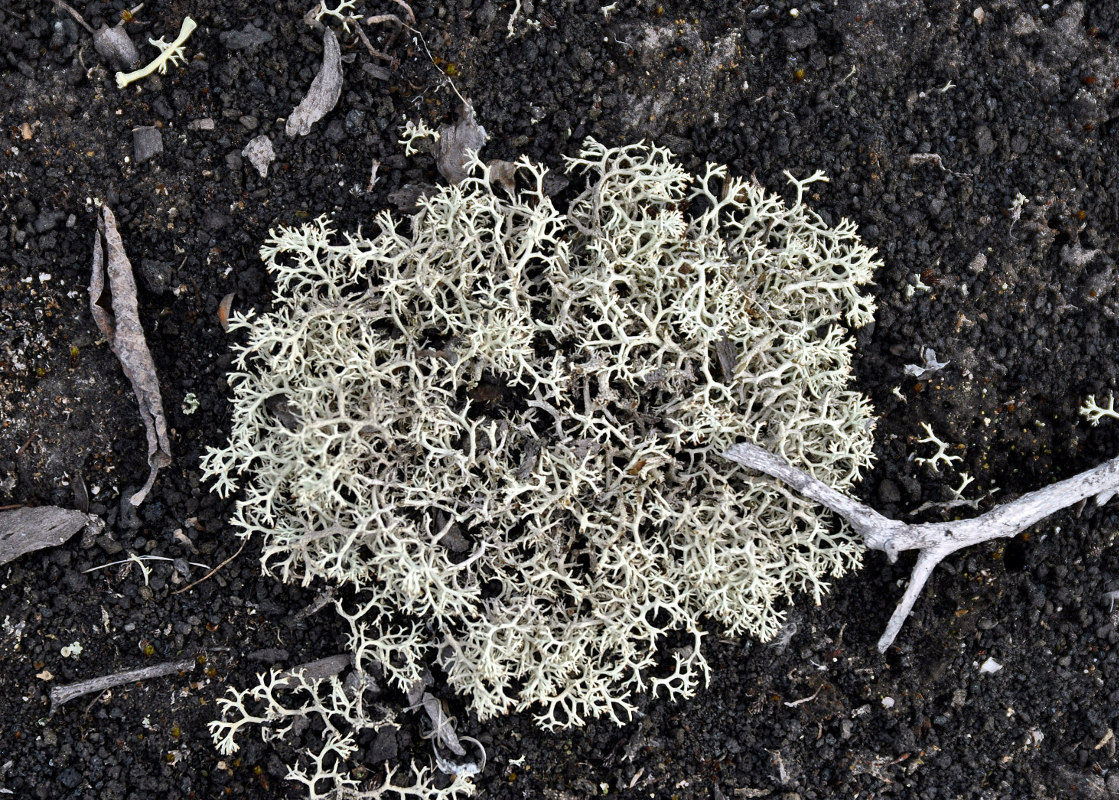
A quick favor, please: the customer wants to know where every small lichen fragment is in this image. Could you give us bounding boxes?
[115,16,197,89]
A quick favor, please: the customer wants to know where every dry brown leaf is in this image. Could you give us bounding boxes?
[286,28,343,137]
[420,691,466,756]
[436,101,487,184]
[487,159,517,194]
[90,204,172,507]
[217,292,235,332]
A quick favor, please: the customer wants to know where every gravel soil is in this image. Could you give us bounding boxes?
[4,0,1119,798]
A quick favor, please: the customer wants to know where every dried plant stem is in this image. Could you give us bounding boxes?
[723,442,1119,652]
[172,538,247,595]
[50,657,195,713]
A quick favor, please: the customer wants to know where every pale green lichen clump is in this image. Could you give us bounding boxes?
[203,139,879,792]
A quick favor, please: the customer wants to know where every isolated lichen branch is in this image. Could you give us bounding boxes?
[115,15,196,89]
[1080,394,1119,426]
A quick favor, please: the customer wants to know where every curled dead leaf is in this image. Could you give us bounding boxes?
[436,101,487,184]
[90,204,172,507]
[218,292,235,333]
[487,159,517,194]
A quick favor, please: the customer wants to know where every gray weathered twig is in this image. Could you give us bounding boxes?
[50,657,195,713]
[723,441,1119,652]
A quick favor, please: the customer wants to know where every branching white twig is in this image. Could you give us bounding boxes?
[723,441,1119,652]
[115,16,197,89]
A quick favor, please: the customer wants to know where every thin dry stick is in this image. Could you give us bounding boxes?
[51,657,195,713]
[51,0,95,33]
[723,442,1119,652]
[351,22,395,63]
[172,538,247,595]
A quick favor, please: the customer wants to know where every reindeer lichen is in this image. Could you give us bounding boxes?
[203,138,879,792]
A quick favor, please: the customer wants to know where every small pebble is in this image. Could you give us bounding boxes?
[132,126,163,163]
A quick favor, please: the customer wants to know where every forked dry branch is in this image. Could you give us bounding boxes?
[723,441,1119,651]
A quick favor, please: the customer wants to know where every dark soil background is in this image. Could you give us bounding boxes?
[4,0,1119,797]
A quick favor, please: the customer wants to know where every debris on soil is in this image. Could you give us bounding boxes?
[241,135,276,178]
[89,204,171,507]
[0,505,102,567]
[723,441,1119,651]
[50,0,140,69]
[217,292,235,332]
[93,24,140,70]
[49,656,196,713]
[286,27,343,137]
[903,346,950,378]
[131,125,162,163]
[486,159,517,194]
[436,101,487,183]
[115,16,198,89]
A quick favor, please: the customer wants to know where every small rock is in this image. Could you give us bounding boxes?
[33,210,65,233]
[241,135,275,178]
[247,648,290,664]
[877,479,901,505]
[369,727,399,763]
[783,23,817,52]
[96,534,123,555]
[361,62,391,81]
[325,119,346,143]
[139,258,175,294]
[132,126,163,163]
[979,657,1003,674]
[58,767,81,790]
[219,23,273,52]
[93,24,138,69]
[203,211,233,232]
[345,108,366,135]
[974,125,995,156]
[152,97,173,120]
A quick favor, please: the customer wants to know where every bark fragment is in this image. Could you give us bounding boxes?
[286,28,343,137]
[0,506,103,567]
